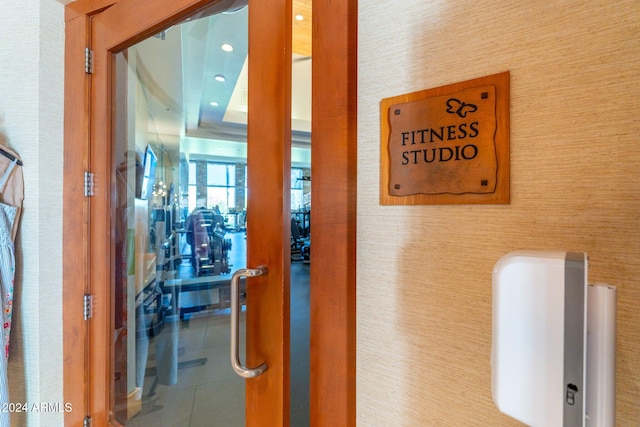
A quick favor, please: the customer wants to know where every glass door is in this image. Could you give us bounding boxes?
[95,0,295,424]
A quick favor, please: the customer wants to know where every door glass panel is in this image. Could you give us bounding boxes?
[110,1,312,425]
[111,3,251,425]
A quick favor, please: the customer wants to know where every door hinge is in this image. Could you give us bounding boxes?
[85,48,93,74]
[84,171,94,197]
[83,295,93,320]
[83,416,92,427]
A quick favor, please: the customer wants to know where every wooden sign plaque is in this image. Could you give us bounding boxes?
[380,71,510,205]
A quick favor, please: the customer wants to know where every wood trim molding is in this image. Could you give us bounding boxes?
[63,6,94,427]
[65,0,116,21]
[310,1,357,426]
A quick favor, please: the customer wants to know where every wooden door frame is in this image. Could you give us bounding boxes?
[309,2,357,425]
[63,0,356,425]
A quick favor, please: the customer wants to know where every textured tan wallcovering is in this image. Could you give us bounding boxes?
[1,1,66,426]
[357,1,640,425]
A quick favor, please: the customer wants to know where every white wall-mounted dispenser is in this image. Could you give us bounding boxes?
[492,251,616,427]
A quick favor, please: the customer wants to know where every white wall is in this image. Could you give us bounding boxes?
[0,1,65,425]
[357,0,640,425]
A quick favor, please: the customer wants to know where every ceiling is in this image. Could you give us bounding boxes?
[129,0,312,164]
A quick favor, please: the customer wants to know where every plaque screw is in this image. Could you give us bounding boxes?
[394,184,401,189]
[481,92,488,99]
[394,109,401,115]
[481,180,488,186]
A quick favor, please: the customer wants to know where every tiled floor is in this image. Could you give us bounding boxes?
[129,309,246,426]
[127,232,310,426]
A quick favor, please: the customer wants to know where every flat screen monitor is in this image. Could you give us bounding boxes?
[138,145,157,200]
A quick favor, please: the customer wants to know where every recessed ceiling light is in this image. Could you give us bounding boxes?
[221,43,234,52]
[210,101,219,107]
[214,74,226,82]
[295,14,304,21]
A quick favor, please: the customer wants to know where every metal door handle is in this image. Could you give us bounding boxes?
[230,266,268,378]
